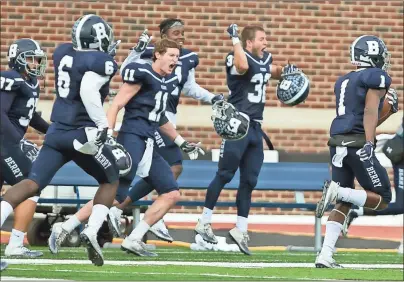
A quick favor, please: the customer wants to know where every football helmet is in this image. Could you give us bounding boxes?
[107,142,132,177]
[350,35,390,71]
[72,14,115,54]
[212,100,249,141]
[8,38,47,77]
[276,65,310,106]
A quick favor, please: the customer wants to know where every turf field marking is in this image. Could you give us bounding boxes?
[4,258,403,269]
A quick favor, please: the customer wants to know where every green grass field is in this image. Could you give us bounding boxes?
[1,246,403,281]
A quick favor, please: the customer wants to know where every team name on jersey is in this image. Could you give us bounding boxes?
[4,157,23,178]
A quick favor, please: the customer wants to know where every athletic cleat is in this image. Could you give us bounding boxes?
[342,210,358,237]
[0,261,8,271]
[194,219,218,244]
[229,227,251,255]
[48,222,69,254]
[121,237,158,257]
[5,245,43,258]
[315,252,343,268]
[398,241,403,254]
[80,228,104,266]
[149,219,173,243]
[107,206,123,238]
[316,180,338,218]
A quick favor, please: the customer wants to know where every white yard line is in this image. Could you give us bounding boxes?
[3,258,403,269]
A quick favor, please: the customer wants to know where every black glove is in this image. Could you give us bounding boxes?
[179,141,205,160]
[94,127,108,147]
[281,63,301,76]
[20,139,39,162]
[211,94,224,105]
[227,24,239,39]
[356,141,375,163]
[133,29,152,53]
[386,88,399,113]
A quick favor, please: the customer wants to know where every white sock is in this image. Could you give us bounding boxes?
[337,187,367,207]
[62,215,81,233]
[201,207,213,224]
[8,229,25,247]
[28,196,39,203]
[321,221,343,257]
[128,220,150,241]
[87,204,109,234]
[236,216,248,233]
[1,201,14,227]
[353,207,364,216]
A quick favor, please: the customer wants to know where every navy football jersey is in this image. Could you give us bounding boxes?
[330,68,391,135]
[0,70,40,138]
[141,46,199,114]
[51,43,118,129]
[225,50,272,121]
[120,62,178,138]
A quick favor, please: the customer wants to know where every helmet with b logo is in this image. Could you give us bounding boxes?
[350,35,390,71]
[71,14,117,55]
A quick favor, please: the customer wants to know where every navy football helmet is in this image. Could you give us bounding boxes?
[350,35,390,71]
[106,141,132,177]
[8,38,47,77]
[276,65,310,106]
[212,100,249,141]
[72,14,116,54]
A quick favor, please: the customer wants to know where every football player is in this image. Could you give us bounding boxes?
[1,38,49,259]
[315,35,398,268]
[195,24,301,255]
[110,18,224,241]
[0,14,123,267]
[109,38,204,256]
[48,19,222,246]
[343,118,403,254]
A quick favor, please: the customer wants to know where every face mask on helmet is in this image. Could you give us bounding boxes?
[17,50,47,77]
[211,101,250,141]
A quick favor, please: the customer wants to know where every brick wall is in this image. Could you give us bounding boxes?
[1,1,402,214]
[1,0,403,107]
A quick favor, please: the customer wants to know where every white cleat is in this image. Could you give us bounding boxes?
[107,206,123,238]
[80,227,104,266]
[5,245,43,258]
[316,180,339,218]
[229,227,251,255]
[398,241,403,255]
[121,237,158,257]
[149,219,174,243]
[0,261,8,271]
[315,252,343,268]
[194,219,218,244]
[48,222,69,254]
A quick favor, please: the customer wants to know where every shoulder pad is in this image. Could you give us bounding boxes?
[88,52,118,77]
[360,68,391,90]
[140,45,154,60]
[180,48,199,68]
[121,62,147,84]
[0,70,24,92]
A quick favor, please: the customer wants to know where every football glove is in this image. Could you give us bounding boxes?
[174,136,205,160]
[211,94,225,104]
[133,29,152,53]
[281,63,301,76]
[94,127,109,148]
[386,88,399,113]
[227,24,240,45]
[356,141,375,163]
[20,139,39,162]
